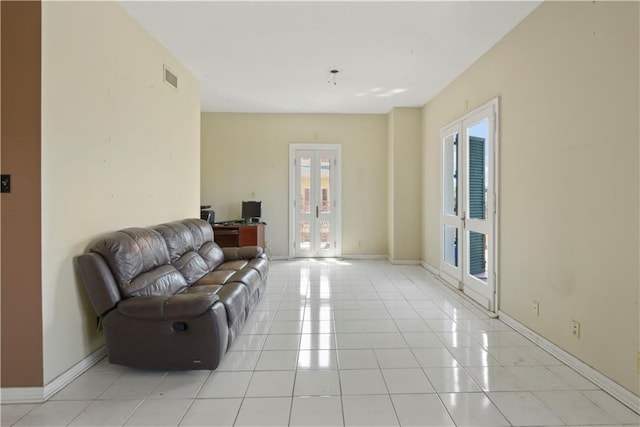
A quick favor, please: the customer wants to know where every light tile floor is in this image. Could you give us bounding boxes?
[2,259,639,426]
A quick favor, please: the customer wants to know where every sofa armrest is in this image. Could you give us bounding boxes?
[76,253,121,317]
[222,246,264,261]
[117,293,220,320]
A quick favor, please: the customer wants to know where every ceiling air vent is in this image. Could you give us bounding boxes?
[163,65,178,89]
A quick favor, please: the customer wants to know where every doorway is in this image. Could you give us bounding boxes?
[440,99,498,311]
[289,144,342,258]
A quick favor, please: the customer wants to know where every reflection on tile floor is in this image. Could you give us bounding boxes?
[2,259,638,426]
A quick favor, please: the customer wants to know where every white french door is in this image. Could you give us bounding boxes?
[290,144,341,258]
[440,99,498,311]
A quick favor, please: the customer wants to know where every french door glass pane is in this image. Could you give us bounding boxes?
[468,231,487,282]
[299,221,311,250]
[300,157,311,214]
[467,120,488,220]
[443,225,458,267]
[320,220,331,249]
[320,156,331,213]
[443,133,458,216]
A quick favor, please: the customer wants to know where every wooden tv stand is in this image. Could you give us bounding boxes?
[212,223,265,249]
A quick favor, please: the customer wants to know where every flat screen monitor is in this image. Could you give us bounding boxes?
[242,201,261,222]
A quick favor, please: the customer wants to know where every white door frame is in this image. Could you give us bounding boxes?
[440,122,463,287]
[439,97,500,313]
[289,143,342,258]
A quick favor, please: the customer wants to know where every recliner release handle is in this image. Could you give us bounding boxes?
[172,322,188,332]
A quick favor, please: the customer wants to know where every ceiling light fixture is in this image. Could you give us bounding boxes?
[327,69,339,86]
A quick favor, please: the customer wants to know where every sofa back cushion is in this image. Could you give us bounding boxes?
[153,220,217,285]
[90,227,187,297]
[198,241,225,271]
[180,218,214,250]
[153,222,195,262]
[180,219,224,271]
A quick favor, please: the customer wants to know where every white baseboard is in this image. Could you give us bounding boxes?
[420,262,439,276]
[272,255,389,261]
[388,257,421,265]
[0,387,44,404]
[269,255,293,261]
[0,346,107,404]
[419,264,498,319]
[499,311,640,415]
[43,346,107,401]
[341,254,388,260]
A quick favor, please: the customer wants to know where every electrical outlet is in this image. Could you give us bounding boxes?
[532,301,540,317]
[358,240,363,248]
[571,319,581,339]
[637,352,640,374]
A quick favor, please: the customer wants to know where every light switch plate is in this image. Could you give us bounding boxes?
[1,174,11,193]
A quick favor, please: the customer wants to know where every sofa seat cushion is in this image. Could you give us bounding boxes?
[193,270,236,287]
[246,257,269,280]
[117,293,219,320]
[184,284,223,294]
[228,268,261,295]
[184,282,248,328]
[222,246,264,260]
[212,282,248,327]
[217,260,249,271]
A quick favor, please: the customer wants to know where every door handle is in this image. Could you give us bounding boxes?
[316,206,319,218]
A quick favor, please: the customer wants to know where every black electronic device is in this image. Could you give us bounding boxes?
[200,206,215,224]
[241,200,262,223]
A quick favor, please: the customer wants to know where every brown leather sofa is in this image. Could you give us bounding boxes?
[76,218,268,370]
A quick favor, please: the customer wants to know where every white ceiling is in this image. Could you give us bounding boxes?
[120,1,541,114]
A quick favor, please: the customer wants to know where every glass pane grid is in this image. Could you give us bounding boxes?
[443,225,458,267]
[467,120,488,220]
[443,133,458,216]
[320,157,331,214]
[299,221,310,250]
[320,220,331,250]
[300,156,312,214]
[468,231,487,282]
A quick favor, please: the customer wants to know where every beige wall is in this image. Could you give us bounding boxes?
[41,1,201,383]
[201,113,388,257]
[422,1,639,394]
[388,108,422,262]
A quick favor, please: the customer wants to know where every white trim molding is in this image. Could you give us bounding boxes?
[499,311,640,415]
[422,264,498,319]
[420,262,439,276]
[343,255,388,260]
[388,258,421,265]
[43,346,107,401]
[269,255,293,261]
[270,255,388,262]
[0,346,106,404]
[0,387,44,404]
